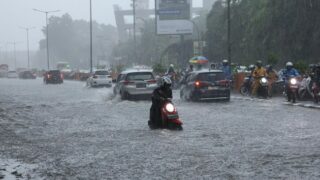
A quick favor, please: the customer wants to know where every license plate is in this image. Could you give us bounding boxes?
[290,85,298,89]
[136,84,146,88]
[208,86,218,90]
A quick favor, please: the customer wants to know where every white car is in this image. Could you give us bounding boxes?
[7,71,18,78]
[87,70,112,87]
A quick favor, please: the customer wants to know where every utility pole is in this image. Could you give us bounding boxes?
[227,0,231,64]
[190,20,201,56]
[20,26,35,69]
[90,0,93,73]
[132,0,137,63]
[33,9,60,70]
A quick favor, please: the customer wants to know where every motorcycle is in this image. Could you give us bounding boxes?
[240,76,252,96]
[148,99,183,130]
[257,76,269,98]
[312,82,320,103]
[298,75,313,100]
[285,77,299,103]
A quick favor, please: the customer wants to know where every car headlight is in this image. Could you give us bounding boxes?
[290,78,297,85]
[165,103,175,113]
[261,77,267,84]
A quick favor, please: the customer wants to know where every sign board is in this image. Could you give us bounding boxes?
[155,0,193,35]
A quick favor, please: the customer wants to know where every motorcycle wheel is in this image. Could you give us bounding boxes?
[292,92,296,103]
[240,86,249,96]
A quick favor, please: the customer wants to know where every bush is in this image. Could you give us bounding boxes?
[152,63,166,74]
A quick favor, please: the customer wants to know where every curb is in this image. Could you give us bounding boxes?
[231,96,272,103]
[282,102,320,109]
[232,96,320,110]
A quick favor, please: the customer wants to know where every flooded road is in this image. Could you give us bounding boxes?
[1,78,320,179]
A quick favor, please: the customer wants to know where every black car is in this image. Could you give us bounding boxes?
[180,70,231,101]
[43,70,63,84]
[19,70,36,79]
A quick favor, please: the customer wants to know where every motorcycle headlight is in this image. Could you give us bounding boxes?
[165,103,175,113]
[261,77,267,84]
[290,78,297,85]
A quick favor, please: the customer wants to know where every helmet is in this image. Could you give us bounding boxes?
[249,64,255,70]
[286,62,293,67]
[286,61,293,70]
[222,59,229,65]
[256,60,263,68]
[170,64,174,68]
[160,76,172,89]
[256,60,262,65]
[266,64,273,70]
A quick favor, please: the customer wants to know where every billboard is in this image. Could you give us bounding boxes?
[156,0,193,35]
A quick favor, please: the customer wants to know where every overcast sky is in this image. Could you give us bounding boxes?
[0,0,202,51]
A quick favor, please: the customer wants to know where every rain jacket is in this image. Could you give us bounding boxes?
[252,67,268,79]
[282,68,300,84]
[149,87,172,128]
[221,65,232,80]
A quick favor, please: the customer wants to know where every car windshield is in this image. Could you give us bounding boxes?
[126,72,154,81]
[196,72,225,82]
[95,71,108,75]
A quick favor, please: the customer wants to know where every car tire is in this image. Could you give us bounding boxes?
[120,91,127,100]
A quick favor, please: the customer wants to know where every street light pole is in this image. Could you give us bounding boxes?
[189,20,201,55]
[132,0,137,62]
[90,0,93,73]
[227,0,231,64]
[7,41,21,70]
[33,8,60,70]
[20,26,35,69]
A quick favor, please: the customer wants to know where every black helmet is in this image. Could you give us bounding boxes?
[256,60,263,67]
[160,76,172,89]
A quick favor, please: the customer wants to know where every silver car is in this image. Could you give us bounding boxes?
[87,70,112,87]
[113,70,158,100]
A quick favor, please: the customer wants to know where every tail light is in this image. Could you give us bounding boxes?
[219,80,230,87]
[47,74,51,79]
[60,73,64,79]
[147,79,157,84]
[122,80,134,85]
[194,81,209,88]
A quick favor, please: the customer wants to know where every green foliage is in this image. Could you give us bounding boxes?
[267,53,279,66]
[294,60,308,74]
[206,0,320,65]
[152,63,166,74]
[116,64,125,73]
[36,13,117,69]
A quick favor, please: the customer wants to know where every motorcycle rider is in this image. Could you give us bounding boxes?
[167,64,176,74]
[266,65,279,96]
[282,61,300,101]
[221,59,232,80]
[251,60,268,97]
[282,62,300,80]
[149,76,173,129]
